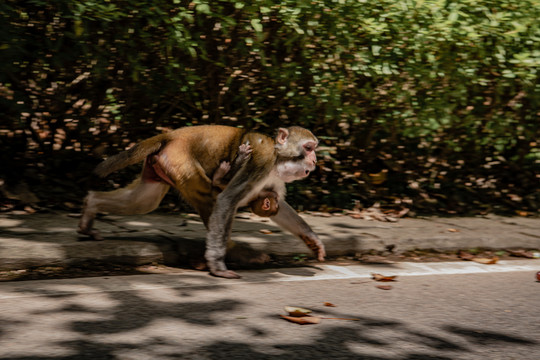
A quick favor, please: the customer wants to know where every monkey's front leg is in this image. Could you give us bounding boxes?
[205,190,243,279]
[271,200,326,261]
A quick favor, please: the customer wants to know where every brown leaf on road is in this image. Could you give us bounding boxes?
[507,249,535,259]
[346,203,407,222]
[472,256,499,265]
[376,285,393,290]
[393,207,410,218]
[280,315,321,325]
[284,306,312,317]
[324,302,336,307]
[371,273,397,282]
[310,211,332,217]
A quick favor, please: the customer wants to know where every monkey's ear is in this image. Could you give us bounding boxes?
[276,128,289,145]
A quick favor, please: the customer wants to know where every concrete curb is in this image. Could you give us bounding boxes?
[0,212,539,271]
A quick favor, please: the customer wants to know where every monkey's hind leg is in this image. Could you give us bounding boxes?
[78,178,169,240]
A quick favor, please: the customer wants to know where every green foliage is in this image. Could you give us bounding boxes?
[0,0,538,214]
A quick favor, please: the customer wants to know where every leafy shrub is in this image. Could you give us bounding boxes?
[1,0,538,214]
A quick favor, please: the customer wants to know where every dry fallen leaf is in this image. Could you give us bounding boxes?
[376,285,393,290]
[447,228,459,232]
[507,249,534,259]
[280,315,321,325]
[371,273,397,282]
[24,206,36,214]
[472,256,499,264]
[346,203,407,222]
[259,229,273,234]
[395,207,410,218]
[284,306,312,317]
[310,212,333,217]
[458,250,476,261]
[323,302,336,307]
[369,170,388,185]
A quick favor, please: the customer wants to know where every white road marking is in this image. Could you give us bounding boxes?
[0,260,538,300]
[274,260,540,283]
[323,264,363,276]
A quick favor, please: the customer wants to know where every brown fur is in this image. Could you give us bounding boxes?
[79,125,325,278]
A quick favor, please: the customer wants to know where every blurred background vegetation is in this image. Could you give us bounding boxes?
[1,0,538,216]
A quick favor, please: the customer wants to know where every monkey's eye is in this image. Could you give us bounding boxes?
[304,143,315,152]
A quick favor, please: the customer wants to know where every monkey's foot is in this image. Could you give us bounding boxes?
[210,270,242,279]
[77,228,104,241]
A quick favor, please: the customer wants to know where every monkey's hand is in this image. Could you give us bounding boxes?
[238,143,252,158]
[300,232,326,262]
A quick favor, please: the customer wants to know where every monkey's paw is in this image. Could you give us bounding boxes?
[212,162,231,185]
[300,233,326,262]
[219,161,231,172]
[239,143,252,152]
[238,143,253,158]
[211,270,242,279]
[77,228,104,241]
[316,248,326,262]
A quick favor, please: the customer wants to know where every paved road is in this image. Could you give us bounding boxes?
[0,260,539,360]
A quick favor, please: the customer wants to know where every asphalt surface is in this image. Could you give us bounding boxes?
[0,261,539,359]
[1,211,539,359]
[0,211,539,271]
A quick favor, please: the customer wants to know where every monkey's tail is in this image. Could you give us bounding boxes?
[94,134,168,177]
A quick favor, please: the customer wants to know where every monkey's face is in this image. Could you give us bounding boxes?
[276,139,318,183]
[274,126,318,183]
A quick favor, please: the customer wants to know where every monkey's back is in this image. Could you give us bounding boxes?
[165,125,247,173]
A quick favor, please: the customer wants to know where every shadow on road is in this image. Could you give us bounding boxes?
[0,275,537,360]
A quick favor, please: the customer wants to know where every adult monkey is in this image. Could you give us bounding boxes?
[78,125,326,278]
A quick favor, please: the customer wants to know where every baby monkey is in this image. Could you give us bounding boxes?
[212,143,279,217]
